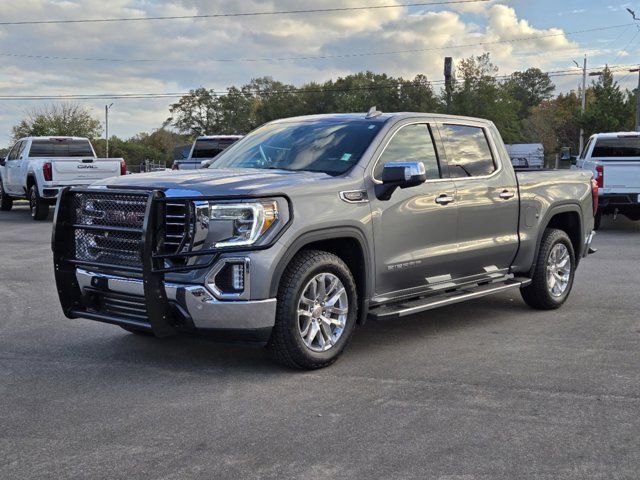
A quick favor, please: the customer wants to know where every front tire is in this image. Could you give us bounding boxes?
[29,185,49,221]
[521,228,576,310]
[0,180,13,211]
[268,250,358,370]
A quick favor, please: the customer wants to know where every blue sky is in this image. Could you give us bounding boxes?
[0,0,639,146]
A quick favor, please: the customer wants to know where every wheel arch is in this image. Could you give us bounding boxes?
[530,204,583,275]
[269,227,373,324]
[26,173,37,195]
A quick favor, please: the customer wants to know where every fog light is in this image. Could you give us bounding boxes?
[206,258,250,299]
[231,264,245,291]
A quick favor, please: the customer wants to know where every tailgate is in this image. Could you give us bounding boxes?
[601,161,640,193]
[52,157,121,182]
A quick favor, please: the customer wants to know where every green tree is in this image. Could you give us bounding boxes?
[505,68,555,119]
[449,53,522,143]
[580,67,634,136]
[11,102,102,141]
[523,92,581,154]
[165,88,220,136]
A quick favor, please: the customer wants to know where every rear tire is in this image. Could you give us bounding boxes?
[0,180,13,211]
[29,185,49,221]
[267,250,358,370]
[521,228,576,310]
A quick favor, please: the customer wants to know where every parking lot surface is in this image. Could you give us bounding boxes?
[1,204,639,479]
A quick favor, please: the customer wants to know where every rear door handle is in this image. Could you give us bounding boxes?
[499,190,515,200]
[435,194,455,205]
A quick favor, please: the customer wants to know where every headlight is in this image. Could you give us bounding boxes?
[208,201,279,248]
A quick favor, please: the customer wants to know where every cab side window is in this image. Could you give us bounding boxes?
[581,138,594,159]
[7,141,23,161]
[375,123,441,179]
[441,124,496,178]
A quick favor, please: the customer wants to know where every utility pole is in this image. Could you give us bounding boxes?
[105,103,113,158]
[444,57,454,114]
[574,56,587,154]
[630,66,640,132]
[628,8,640,131]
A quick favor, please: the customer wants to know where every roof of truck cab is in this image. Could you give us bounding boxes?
[270,112,494,125]
[196,135,244,140]
[18,136,90,141]
[590,132,640,139]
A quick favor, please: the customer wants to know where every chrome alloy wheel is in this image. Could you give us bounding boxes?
[297,273,348,352]
[546,243,571,297]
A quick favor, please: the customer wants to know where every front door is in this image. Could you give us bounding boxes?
[5,141,25,194]
[368,121,459,301]
[437,123,520,280]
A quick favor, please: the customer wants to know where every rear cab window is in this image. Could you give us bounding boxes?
[440,124,496,178]
[191,138,240,159]
[591,136,640,159]
[29,139,94,157]
[375,123,442,180]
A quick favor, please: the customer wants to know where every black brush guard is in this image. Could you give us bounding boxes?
[52,187,211,337]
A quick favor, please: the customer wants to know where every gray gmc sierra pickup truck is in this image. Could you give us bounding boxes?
[52,112,597,369]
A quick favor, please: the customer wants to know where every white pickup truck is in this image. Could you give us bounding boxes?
[0,136,126,220]
[171,135,243,170]
[574,132,640,229]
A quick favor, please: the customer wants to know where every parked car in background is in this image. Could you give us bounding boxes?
[0,136,126,220]
[52,112,597,369]
[505,143,544,169]
[171,135,243,170]
[574,132,640,229]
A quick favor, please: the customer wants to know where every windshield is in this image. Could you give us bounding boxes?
[209,119,382,175]
[191,138,239,159]
[592,137,640,158]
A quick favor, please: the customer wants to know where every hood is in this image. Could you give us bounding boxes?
[95,168,343,197]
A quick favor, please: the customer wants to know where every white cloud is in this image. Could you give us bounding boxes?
[0,1,585,145]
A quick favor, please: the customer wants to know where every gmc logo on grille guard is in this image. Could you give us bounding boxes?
[103,210,145,224]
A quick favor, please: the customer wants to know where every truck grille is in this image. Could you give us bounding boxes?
[164,202,191,255]
[70,192,193,269]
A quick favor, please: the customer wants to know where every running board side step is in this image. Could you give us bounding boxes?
[368,278,532,321]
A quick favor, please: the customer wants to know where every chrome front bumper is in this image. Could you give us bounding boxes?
[75,269,277,331]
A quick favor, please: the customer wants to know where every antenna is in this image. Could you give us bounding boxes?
[366,106,382,119]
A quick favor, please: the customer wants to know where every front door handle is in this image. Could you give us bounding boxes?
[435,194,455,205]
[499,190,515,200]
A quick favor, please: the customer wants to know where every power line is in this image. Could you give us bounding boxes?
[0,23,634,64]
[0,63,634,101]
[0,0,490,26]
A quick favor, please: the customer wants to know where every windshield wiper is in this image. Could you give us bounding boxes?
[455,164,473,177]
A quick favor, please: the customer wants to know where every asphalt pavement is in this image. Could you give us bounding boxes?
[1,204,639,479]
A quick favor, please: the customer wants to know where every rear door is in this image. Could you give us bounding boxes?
[30,139,120,182]
[437,122,520,281]
[369,120,459,300]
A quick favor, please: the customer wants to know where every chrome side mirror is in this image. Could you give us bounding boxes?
[376,161,427,200]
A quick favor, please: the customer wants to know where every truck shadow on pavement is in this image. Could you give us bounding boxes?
[1,203,53,222]
[74,294,528,375]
